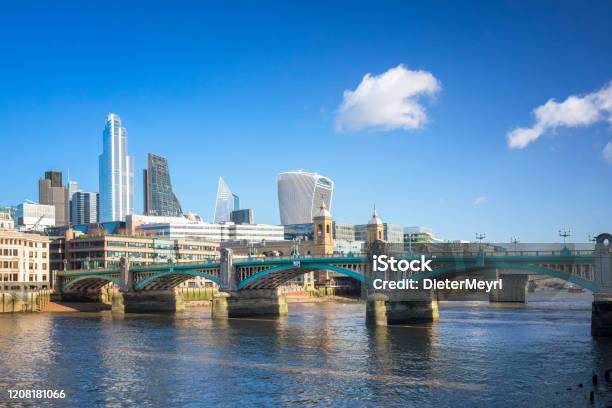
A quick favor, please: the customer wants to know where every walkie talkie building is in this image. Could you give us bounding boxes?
[277,170,334,225]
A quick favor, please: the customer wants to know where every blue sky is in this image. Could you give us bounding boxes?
[1,1,611,242]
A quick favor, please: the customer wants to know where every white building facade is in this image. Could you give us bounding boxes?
[277,170,334,225]
[0,229,50,290]
[17,202,55,231]
[127,214,284,242]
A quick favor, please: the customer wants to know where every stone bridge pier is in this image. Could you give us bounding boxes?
[211,249,288,318]
[592,233,612,337]
[212,289,288,318]
[488,270,528,303]
[364,241,439,326]
[112,258,185,313]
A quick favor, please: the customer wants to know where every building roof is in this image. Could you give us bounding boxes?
[314,201,332,218]
[368,210,383,225]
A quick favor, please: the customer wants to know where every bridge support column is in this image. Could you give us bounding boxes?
[112,290,185,313]
[592,234,612,337]
[212,289,288,318]
[211,292,230,319]
[489,273,528,303]
[366,290,438,326]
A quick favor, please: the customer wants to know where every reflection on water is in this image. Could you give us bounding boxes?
[0,301,611,407]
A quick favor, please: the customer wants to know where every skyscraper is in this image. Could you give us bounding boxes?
[99,113,134,222]
[214,177,237,223]
[71,191,100,225]
[143,153,182,217]
[277,170,334,225]
[39,171,68,226]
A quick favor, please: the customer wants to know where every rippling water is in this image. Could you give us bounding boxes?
[1,299,612,407]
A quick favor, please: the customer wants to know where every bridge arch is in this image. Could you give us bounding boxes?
[62,275,120,292]
[410,262,594,291]
[237,262,368,290]
[134,270,222,290]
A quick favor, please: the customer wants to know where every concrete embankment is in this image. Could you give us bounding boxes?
[0,290,51,313]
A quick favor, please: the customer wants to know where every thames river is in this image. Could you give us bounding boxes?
[1,297,612,407]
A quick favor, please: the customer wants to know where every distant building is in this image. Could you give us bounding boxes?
[17,202,55,231]
[0,205,18,226]
[283,223,314,241]
[214,177,237,223]
[277,170,334,225]
[39,171,68,226]
[233,193,240,212]
[333,223,356,241]
[0,229,50,290]
[71,191,99,225]
[355,222,404,244]
[0,212,14,229]
[230,209,253,224]
[126,214,284,242]
[403,226,443,245]
[143,153,182,217]
[99,113,134,222]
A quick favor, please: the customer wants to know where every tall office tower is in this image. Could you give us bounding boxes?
[99,113,134,222]
[71,192,100,225]
[232,193,240,211]
[38,171,68,226]
[143,153,182,217]
[67,180,80,224]
[277,170,334,225]
[45,171,62,187]
[214,177,237,223]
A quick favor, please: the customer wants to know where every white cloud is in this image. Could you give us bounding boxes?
[603,142,612,163]
[473,196,488,205]
[507,82,612,149]
[335,64,441,132]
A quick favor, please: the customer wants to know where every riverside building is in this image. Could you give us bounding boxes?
[0,226,50,291]
[126,214,284,242]
[50,230,219,271]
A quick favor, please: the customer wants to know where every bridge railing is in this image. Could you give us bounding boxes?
[419,250,594,257]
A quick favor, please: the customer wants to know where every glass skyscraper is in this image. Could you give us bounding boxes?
[277,170,334,225]
[71,191,100,225]
[99,113,134,222]
[143,153,182,217]
[214,177,238,223]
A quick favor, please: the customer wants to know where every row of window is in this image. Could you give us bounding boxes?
[1,274,47,282]
[68,240,216,252]
[0,239,47,248]
[0,261,47,270]
[0,249,47,259]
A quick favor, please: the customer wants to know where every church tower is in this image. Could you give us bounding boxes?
[312,201,334,256]
[367,208,385,243]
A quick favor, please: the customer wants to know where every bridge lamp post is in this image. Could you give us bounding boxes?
[559,228,571,249]
[476,233,486,252]
[510,237,520,252]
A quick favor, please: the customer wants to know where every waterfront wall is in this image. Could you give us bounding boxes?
[0,290,51,313]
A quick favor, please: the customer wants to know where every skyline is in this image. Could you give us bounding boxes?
[1,2,612,241]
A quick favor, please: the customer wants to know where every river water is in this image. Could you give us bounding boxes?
[1,297,611,407]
